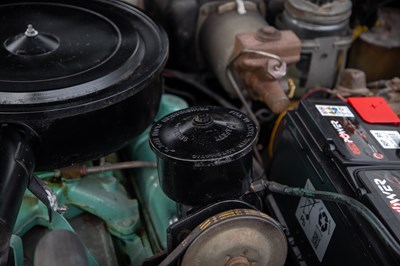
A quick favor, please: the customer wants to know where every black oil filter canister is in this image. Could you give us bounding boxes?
[149,106,258,206]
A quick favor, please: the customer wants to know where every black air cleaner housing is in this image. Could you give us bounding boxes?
[149,106,258,206]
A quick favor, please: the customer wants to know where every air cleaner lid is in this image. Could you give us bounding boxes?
[0,0,167,105]
[149,106,258,164]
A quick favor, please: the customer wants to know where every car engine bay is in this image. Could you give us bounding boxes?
[0,0,399,265]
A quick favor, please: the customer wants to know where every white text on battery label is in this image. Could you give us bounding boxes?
[315,105,354,117]
[295,179,336,262]
[370,130,400,149]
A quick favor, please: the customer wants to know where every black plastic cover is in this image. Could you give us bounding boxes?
[149,106,258,206]
[357,169,400,242]
[150,106,257,166]
[0,0,167,108]
[268,99,400,265]
[297,100,400,165]
[0,0,168,169]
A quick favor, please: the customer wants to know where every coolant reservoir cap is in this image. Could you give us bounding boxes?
[149,106,258,165]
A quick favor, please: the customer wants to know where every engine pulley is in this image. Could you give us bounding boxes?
[181,209,287,266]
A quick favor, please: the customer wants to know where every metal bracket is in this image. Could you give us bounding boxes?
[28,175,67,222]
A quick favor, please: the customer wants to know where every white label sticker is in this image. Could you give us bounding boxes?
[315,105,354,117]
[370,130,400,149]
[295,180,336,262]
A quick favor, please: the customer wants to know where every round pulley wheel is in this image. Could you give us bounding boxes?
[181,209,287,266]
[150,106,258,206]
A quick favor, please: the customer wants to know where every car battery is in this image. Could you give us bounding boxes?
[268,98,400,265]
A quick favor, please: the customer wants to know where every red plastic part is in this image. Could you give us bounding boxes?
[348,97,400,125]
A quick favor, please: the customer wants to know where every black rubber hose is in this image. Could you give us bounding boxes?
[264,181,400,259]
[165,70,236,109]
[0,124,37,265]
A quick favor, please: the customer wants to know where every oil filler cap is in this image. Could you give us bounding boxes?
[149,106,258,206]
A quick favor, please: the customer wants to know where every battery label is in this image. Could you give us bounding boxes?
[316,105,354,117]
[326,117,386,161]
[295,179,336,262]
[370,130,400,149]
[358,170,400,242]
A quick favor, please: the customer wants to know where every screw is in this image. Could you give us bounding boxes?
[25,24,39,37]
[56,205,68,214]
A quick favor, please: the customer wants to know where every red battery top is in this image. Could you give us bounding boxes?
[348,97,400,125]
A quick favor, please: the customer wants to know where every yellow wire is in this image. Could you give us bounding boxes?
[352,25,368,41]
[268,101,297,158]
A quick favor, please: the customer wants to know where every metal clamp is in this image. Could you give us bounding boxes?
[28,175,67,222]
[228,49,285,70]
[225,49,286,130]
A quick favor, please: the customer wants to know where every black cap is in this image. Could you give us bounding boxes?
[150,106,258,166]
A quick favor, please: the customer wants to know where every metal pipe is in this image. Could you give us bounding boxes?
[85,161,157,174]
[59,161,157,179]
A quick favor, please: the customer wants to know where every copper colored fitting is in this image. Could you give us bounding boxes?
[231,28,301,113]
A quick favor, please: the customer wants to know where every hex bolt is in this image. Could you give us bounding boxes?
[192,113,213,127]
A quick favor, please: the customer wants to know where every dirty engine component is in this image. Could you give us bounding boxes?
[276,0,353,93]
[149,106,258,206]
[0,0,167,264]
[3,0,400,266]
[199,0,301,113]
[269,98,400,265]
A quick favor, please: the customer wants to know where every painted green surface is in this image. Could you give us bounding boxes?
[127,94,188,249]
[9,235,23,266]
[13,94,187,265]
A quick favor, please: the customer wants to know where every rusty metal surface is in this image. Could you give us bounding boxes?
[335,68,370,97]
[233,27,301,64]
[70,213,119,266]
[348,8,400,82]
[180,209,287,266]
[226,256,251,266]
[231,27,301,113]
[284,0,352,25]
[349,39,400,83]
[368,77,400,115]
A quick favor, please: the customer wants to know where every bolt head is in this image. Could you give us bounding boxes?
[256,26,282,42]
